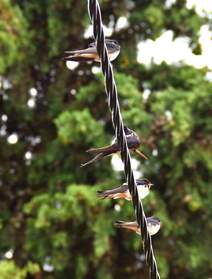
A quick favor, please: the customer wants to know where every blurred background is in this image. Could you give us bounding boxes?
[0,0,212,278]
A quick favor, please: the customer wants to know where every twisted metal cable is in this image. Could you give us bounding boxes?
[87,1,160,278]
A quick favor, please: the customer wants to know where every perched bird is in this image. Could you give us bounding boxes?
[114,217,161,236]
[64,39,120,62]
[97,178,153,201]
[81,126,148,167]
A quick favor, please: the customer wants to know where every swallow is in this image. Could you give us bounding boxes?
[97,178,153,201]
[114,217,161,236]
[81,126,148,167]
[64,39,120,62]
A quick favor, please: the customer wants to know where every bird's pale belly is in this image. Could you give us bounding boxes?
[125,187,149,200]
[109,50,120,61]
[148,224,160,236]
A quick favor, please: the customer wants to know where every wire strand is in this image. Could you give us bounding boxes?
[87,1,160,278]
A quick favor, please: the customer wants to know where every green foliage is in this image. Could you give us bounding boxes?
[0,260,39,279]
[0,0,212,279]
[0,0,28,73]
[55,108,104,145]
[23,184,118,275]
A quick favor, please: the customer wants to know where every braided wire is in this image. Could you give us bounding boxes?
[87,1,160,278]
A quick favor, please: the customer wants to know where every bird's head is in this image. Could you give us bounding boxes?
[148,216,160,225]
[137,178,153,189]
[123,126,133,135]
[106,39,120,50]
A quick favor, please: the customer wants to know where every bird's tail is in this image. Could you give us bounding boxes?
[114,221,126,228]
[80,153,104,167]
[63,48,97,62]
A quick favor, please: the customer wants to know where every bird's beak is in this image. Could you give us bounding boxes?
[134,149,148,160]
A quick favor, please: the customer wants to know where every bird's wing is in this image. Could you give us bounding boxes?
[86,143,118,155]
[97,183,128,196]
[114,221,138,230]
[63,47,98,61]
[108,183,128,194]
[64,47,97,55]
